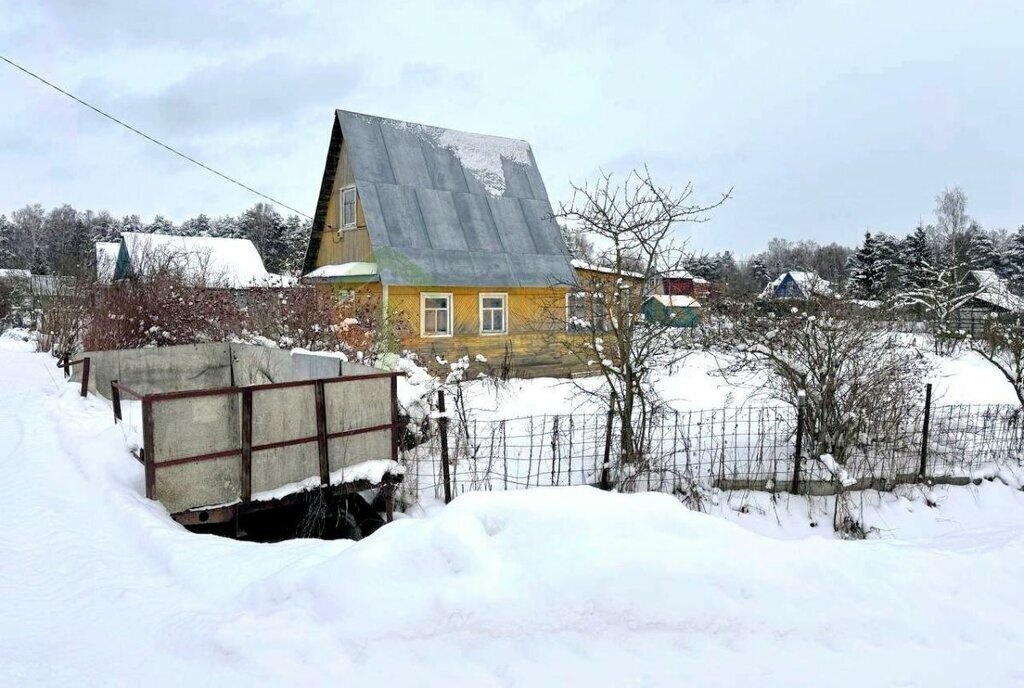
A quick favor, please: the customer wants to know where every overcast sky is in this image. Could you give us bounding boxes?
[2,0,1023,255]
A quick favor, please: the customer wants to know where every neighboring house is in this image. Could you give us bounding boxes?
[642,294,701,327]
[956,269,1024,335]
[114,232,295,288]
[302,110,580,376]
[760,271,833,300]
[568,259,646,333]
[649,270,711,299]
[94,242,120,284]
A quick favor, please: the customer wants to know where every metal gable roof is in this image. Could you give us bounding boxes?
[303,110,576,288]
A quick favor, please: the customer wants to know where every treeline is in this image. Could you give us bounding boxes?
[0,202,311,276]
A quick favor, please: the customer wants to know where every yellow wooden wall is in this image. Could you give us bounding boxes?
[314,138,373,267]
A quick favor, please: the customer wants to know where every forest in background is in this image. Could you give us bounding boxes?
[0,202,311,276]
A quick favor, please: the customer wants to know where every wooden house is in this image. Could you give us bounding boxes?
[956,270,1024,335]
[303,110,584,376]
[649,270,710,299]
[642,294,701,327]
[760,271,832,300]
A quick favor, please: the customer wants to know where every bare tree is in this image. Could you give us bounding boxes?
[896,260,980,354]
[550,167,730,469]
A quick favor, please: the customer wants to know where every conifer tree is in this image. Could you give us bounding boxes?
[846,231,885,299]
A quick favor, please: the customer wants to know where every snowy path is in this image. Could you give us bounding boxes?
[2,348,1024,686]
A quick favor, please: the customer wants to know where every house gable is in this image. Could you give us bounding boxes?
[303,110,576,289]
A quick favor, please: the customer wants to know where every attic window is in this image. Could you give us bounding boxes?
[340,186,357,230]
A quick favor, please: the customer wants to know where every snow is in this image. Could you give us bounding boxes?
[94,241,120,283]
[0,268,31,279]
[646,294,701,308]
[303,261,378,280]
[969,269,1024,312]
[120,232,286,289]
[4,344,1024,686]
[570,258,645,279]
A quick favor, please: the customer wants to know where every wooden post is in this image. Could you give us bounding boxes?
[240,388,253,502]
[61,353,70,379]
[314,380,329,487]
[142,397,156,500]
[600,391,616,490]
[438,390,452,504]
[79,357,90,398]
[919,383,933,480]
[790,397,805,495]
[110,380,122,423]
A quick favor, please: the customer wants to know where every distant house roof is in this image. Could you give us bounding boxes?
[95,242,120,283]
[303,110,577,288]
[0,269,31,279]
[571,259,645,280]
[660,270,709,284]
[117,232,289,288]
[645,294,701,308]
[760,271,833,299]
[968,270,1024,312]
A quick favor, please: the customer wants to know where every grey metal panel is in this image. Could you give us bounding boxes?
[379,124,433,188]
[470,251,518,287]
[338,112,396,184]
[507,252,578,287]
[501,159,536,199]
[520,199,568,256]
[416,189,469,252]
[376,184,432,249]
[452,193,502,252]
[421,143,471,193]
[354,182,392,248]
[487,197,537,254]
[522,148,550,201]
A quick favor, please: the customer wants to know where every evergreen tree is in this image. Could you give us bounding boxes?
[964,225,999,271]
[147,215,176,235]
[121,214,144,233]
[180,213,213,237]
[899,224,932,292]
[1005,226,1024,293]
[846,231,885,299]
[0,215,13,268]
[239,203,287,272]
[874,232,902,293]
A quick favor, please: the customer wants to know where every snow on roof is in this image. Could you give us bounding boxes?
[94,242,120,283]
[571,259,645,279]
[645,294,701,308]
[120,232,278,288]
[760,270,833,298]
[0,268,31,279]
[304,262,379,282]
[969,270,1024,312]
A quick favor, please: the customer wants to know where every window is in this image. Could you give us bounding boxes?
[479,293,507,334]
[593,294,609,332]
[421,293,453,337]
[340,186,357,229]
[566,292,587,332]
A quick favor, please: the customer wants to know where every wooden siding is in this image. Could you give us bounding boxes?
[387,285,586,375]
[314,138,373,267]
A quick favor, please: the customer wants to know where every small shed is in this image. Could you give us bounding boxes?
[642,294,701,327]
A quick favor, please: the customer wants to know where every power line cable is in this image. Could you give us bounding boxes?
[0,53,312,220]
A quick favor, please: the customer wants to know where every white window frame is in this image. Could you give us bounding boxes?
[479,292,508,335]
[340,185,357,230]
[420,292,454,338]
[566,292,587,332]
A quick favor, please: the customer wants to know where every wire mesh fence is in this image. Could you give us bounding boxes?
[404,399,1024,502]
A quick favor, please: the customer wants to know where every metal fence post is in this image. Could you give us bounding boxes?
[79,356,90,398]
[438,390,452,504]
[240,387,253,502]
[110,379,122,423]
[919,383,933,480]
[314,380,329,487]
[600,391,616,490]
[790,397,805,495]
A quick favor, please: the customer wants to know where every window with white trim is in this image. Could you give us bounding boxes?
[480,293,507,334]
[340,186,357,229]
[566,292,587,332]
[421,293,452,337]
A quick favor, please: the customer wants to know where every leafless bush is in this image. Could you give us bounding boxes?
[721,299,930,466]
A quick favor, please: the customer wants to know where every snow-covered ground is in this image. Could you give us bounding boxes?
[3,343,1024,686]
